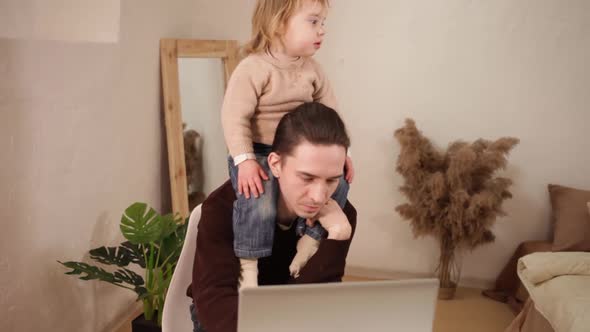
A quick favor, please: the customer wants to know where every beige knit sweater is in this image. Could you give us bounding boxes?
[221,52,338,157]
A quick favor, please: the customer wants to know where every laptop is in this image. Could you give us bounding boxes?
[237,278,439,332]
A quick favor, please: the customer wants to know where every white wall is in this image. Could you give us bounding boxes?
[323,0,590,285]
[0,1,195,331]
[0,0,121,42]
[190,0,590,285]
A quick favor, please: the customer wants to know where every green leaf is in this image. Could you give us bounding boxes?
[113,268,144,286]
[176,217,189,241]
[120,241,146,268]
[159,234,182,266]
[158,213,179,240]
[89,246,134,267]
[135,286,149,301]
[59,261,145,295]
[159,218,187,268]
[120,202,162,244]
[59,261,116,282]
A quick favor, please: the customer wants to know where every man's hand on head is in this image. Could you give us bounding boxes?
[305,199,351,240]
[344,155,354,183]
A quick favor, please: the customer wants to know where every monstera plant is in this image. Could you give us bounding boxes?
[59,202,187,326]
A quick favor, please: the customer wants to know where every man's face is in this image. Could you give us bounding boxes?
[268,140,346,219]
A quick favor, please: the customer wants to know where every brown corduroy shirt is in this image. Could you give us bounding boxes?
[187,180,357,332]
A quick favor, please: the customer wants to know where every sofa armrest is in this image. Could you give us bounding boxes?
[499,241,552,290]
[514,241,553,302]
[482,240,552,309]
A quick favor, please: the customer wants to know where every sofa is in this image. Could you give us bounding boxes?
[483,184,590,332]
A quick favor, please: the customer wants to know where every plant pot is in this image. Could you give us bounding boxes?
[132,313,161,332]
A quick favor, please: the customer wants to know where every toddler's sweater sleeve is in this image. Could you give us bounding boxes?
[220,56,268,158]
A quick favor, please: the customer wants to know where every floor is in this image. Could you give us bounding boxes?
[115,276,515,332]
[433,286,513,332]
[344,275,514,332]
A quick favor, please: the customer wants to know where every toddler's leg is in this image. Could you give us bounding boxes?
[228,156,277,289]
[289,234,320,278]
[239,258,259,289]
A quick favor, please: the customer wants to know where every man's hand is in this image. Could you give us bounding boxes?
[306,199,352,240]
[237,159,269,199]
[344,155,354,183]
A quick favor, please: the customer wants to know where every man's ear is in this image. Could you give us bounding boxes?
[268,152,282,178]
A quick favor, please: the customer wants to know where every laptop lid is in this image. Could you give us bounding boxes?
[237,278,439,332]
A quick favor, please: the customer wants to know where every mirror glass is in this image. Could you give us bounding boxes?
[178,58,229,209]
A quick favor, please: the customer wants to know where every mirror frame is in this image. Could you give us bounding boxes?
[160,39,239,219]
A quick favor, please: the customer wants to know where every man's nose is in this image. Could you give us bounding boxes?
[318,26,325,36]
[309,183,328,203]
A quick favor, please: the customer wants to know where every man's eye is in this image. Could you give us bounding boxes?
[310,20,318,25]
[303,177,313,183]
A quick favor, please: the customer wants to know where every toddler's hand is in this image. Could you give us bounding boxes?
[237,159,269,199]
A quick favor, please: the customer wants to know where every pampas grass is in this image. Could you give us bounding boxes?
[394,119,519,292]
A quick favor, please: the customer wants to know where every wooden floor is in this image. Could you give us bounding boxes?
[344,275,514,332]
[432,287,513,332]
[115,276,514,332]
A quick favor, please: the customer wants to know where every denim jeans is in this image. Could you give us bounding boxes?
[228,143,350,259]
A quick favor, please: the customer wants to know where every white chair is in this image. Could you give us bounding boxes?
[162,204,202,332]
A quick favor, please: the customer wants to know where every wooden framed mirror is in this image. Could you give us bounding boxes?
[160,39,239,219]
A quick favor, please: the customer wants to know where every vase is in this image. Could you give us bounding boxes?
[435,238,463,300]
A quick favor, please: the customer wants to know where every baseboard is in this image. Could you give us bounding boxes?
[458,277,494,290]
[345,265,494,290]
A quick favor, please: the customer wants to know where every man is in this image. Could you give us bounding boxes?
[187,102,357,332]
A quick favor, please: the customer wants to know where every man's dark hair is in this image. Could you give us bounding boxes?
[272,102,350,156]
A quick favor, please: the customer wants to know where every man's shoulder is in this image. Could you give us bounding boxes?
[200,180,235,221]
[343,200,357,229]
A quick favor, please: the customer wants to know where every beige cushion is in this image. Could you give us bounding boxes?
[548,184,590,251]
